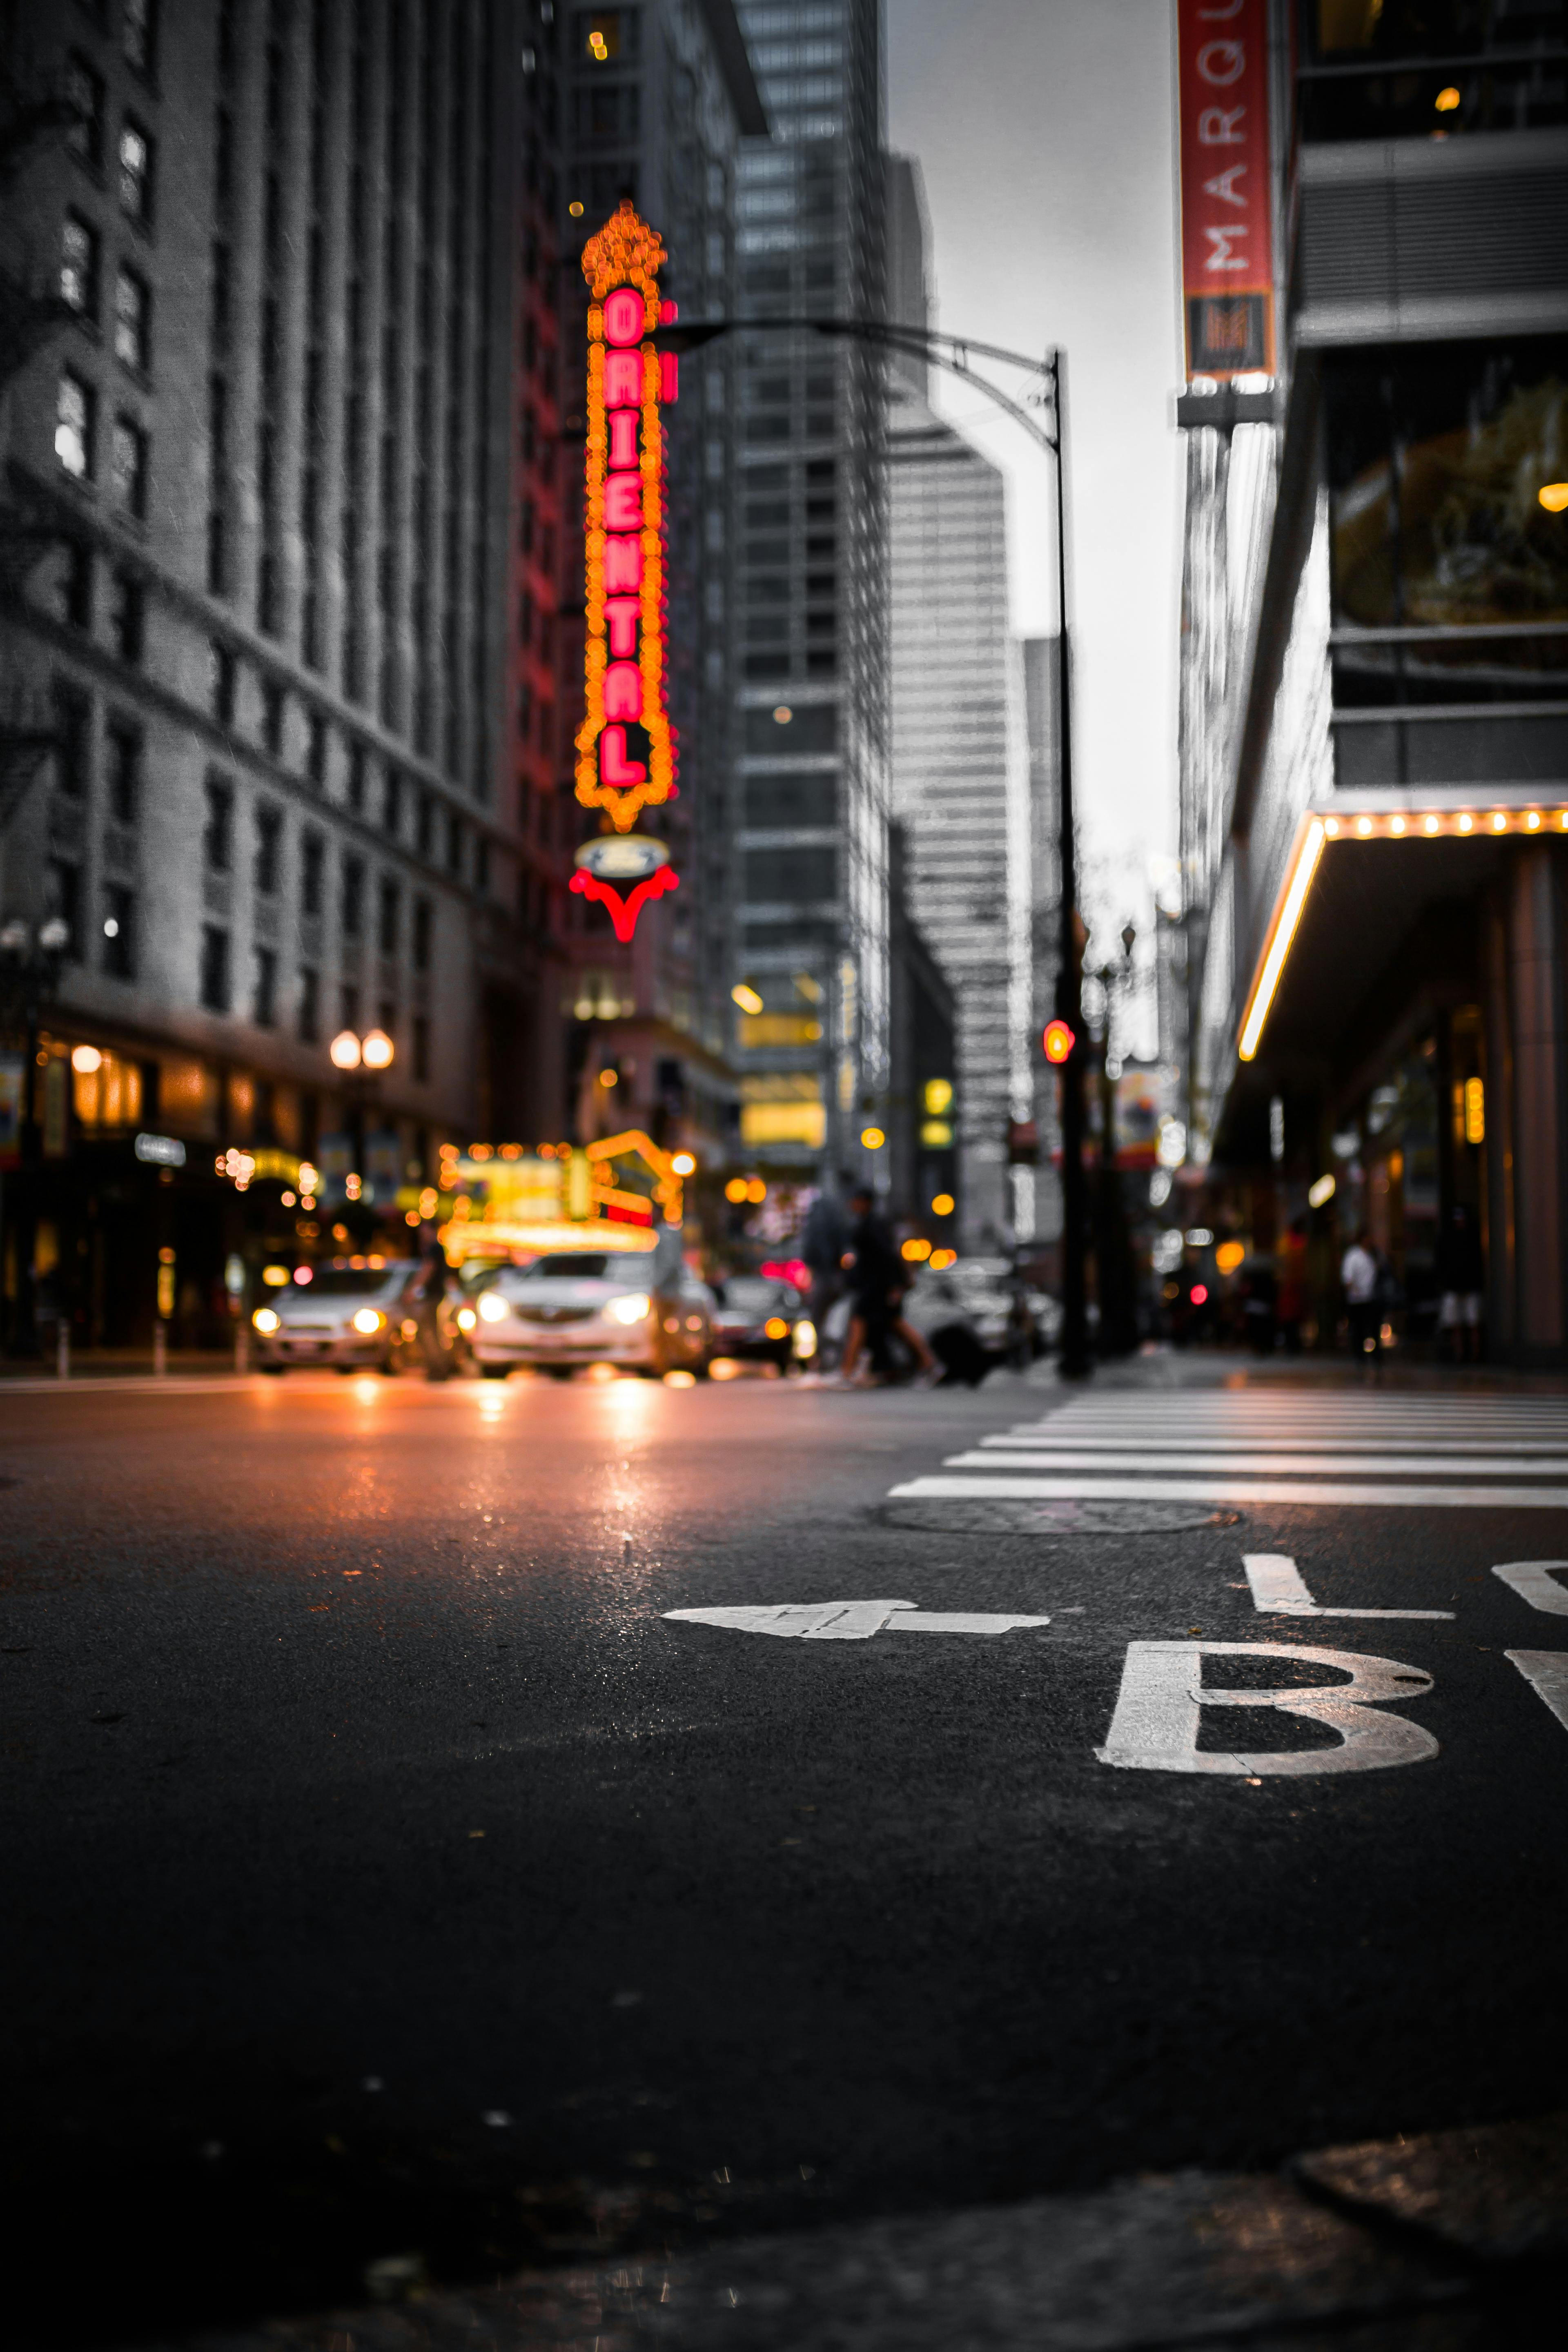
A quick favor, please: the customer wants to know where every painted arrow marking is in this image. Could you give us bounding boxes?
[662,1600,1052,1641]
[1242,1553,1453,1620]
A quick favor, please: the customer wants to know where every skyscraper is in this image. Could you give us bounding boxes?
[728,0,890,1183]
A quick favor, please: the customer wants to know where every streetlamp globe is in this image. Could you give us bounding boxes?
[329,1029,363,1071]
[360,1028,395,1071]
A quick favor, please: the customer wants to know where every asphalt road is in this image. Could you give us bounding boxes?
[3,1360,1565,2344]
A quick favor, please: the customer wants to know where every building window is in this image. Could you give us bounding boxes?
[118,120,154,224]
[377,876,400,955]
[416,793,434,858]
[445,809,461,873]
[298,966,320,1043]
[52,682,91,798]
[109,414,147,514]
[253,945,278,1028]
[347,743,367,815]
[412,1014,429,1082]
[301,830,324,917]
[381,768,403,836]
[106,721,141,821]
[474,836,490,897]
[307,713,327,785]
[209,640,236,724]
[203,774,233,871]
[200,924,231,1012]
[56,370,94,477]
[102,882,136,978]
[262,680,285,755]
[123,0,157,77]
[47,859,83,960]
[412,895,432,971]
[60,540,92,629]
[341,854,364,938]
[107,570,143,663]
[114,267,150,370]
[65,55,105,173]
[61,213,99,317]
[255,804,282,895]
[339,982,361,1034]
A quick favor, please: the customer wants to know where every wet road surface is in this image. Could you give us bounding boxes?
[2,1363,1564,2341]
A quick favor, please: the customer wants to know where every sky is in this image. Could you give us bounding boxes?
[885,0,1183,939]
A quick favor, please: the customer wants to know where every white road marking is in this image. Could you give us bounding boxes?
[662,1600,1053,1641]
[1492,1562,1568,1615]
[987,1432,1568,1457]
[949,1449,1568,1478]
[1095,1642,1438,1776]
[1241,1552,1452,1620]
[889,1474,1568,1510]
[1504,1650,1568,1732]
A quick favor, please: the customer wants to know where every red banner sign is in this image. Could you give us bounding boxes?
[1176,0,1275,379]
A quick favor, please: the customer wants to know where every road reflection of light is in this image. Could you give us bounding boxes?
[351,1376,382,1404]
[476,1383,509,1421]
[662,1369,696,1390]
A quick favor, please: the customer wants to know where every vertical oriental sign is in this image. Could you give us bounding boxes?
[1176,0,1275,379]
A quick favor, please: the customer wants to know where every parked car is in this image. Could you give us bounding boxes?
[470,1250,715,1377]
[250,1258,468,1374]
[900,1256,1039,1383]
[709,1274,807,1367]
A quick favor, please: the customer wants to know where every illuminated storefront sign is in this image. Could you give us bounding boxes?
[571,200,681,941]
[1176,0,1275,379]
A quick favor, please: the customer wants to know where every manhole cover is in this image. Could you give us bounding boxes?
[883,1498,1241,1536]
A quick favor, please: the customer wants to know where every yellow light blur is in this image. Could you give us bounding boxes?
[792,1318,817,1359]
[662,1369,696,1388]
[670,1151,697,1176]
[1464,1076,1485,1145]
[456,1306,477,1330]
[478,1290,509,1322]
[710,1356,743,1380]
[923,1078,953,1115]
[929,1247,958,1271]
[725,1176,748,1203]
[329,1029,362,1070]
[1356,815,1372,837]
[1215,1239,1245,1276]
[764,1315,790,1339]
[1434,84,1460,110]
[861,1126,885,1149]
[361,1028,394,1070]
[1238,816,1325,1062]
[901,1237,931,1262]
[1307,1172,1336,1209]
[731,982,764,1015]
[606,1291,650,1325]
[1323,817,1339,837]
[1527,811,1542,830]
[252,1306,280,1334]
[597,1068,618,1088]
[746,1177,766,1203]
[351,1307,384,1334]
[931,1192,955,1216]
[586,1361,618,1382]
[1423,814,1440,834]
[568,200,584,218]
[1458,813,1473,833]
[262,1264,290,1287]
[1490,811,1507,832]
[1540,483,1568,512]
[1390,815,1405,835]
[71,1043,102,1074]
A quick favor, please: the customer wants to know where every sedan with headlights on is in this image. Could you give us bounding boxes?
[471,1251,712,1377]
[251,1259,426,1373]
[708,1274,808,1368]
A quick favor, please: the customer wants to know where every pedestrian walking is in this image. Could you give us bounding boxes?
[414,1228,453,1380]
[800,1171,852,1375]
[1437,1203,1485,1364]
[838,1187,940,1388]
[1341,1227,1381,1374]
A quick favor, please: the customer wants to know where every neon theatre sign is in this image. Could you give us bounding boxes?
[572,200,681,940]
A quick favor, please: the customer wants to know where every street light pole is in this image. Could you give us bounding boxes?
[1048,351,1090,1381]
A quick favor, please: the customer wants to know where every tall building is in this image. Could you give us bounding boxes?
[728,0,891,1185]
[0,0,545,1350]
[884,154,1027,1248]
[1178,0,1568,1365]
[550,0,765,1172]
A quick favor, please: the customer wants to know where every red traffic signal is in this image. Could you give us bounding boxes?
[1042,1018,1075,1065]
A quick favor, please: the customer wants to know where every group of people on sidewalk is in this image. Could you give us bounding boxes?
[799,1177,942,1390]
[1339,1203,1485,1372]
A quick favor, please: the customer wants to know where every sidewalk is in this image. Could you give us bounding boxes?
[151,2109,1568,2352]
[1016,1344,1568,1398]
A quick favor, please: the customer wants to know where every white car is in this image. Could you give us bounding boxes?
[251,1259,421,1373]
[471,1250,715,1378]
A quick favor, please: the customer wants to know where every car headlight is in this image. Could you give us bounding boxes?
[606,1291,651,1325]
[351,1307,385,1334]
[456,1306,477,1330]
[252,1307,280,1334]
[792,1318,817,1359]
[478,1290,510,1323]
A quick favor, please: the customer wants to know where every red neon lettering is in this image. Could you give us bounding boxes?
[569,863,678,944]
[605,474,643,532]
[599,724,646,786]
[605,597,639,657]
[603,662,643,723]
[603,287,644,346]
[659,350,679,404]
[608,409,639,467]
[604,350,642,407]
[604,535,642,593]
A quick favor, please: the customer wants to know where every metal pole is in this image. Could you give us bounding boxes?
[1051,351,1091,1380]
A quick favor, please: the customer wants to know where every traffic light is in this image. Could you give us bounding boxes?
[1042,1018,1075,1065]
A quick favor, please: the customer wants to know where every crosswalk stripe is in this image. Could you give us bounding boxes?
[987,1434,1568,1455]
[890,1474,1568,1511]
[944,1450,1568,1478]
